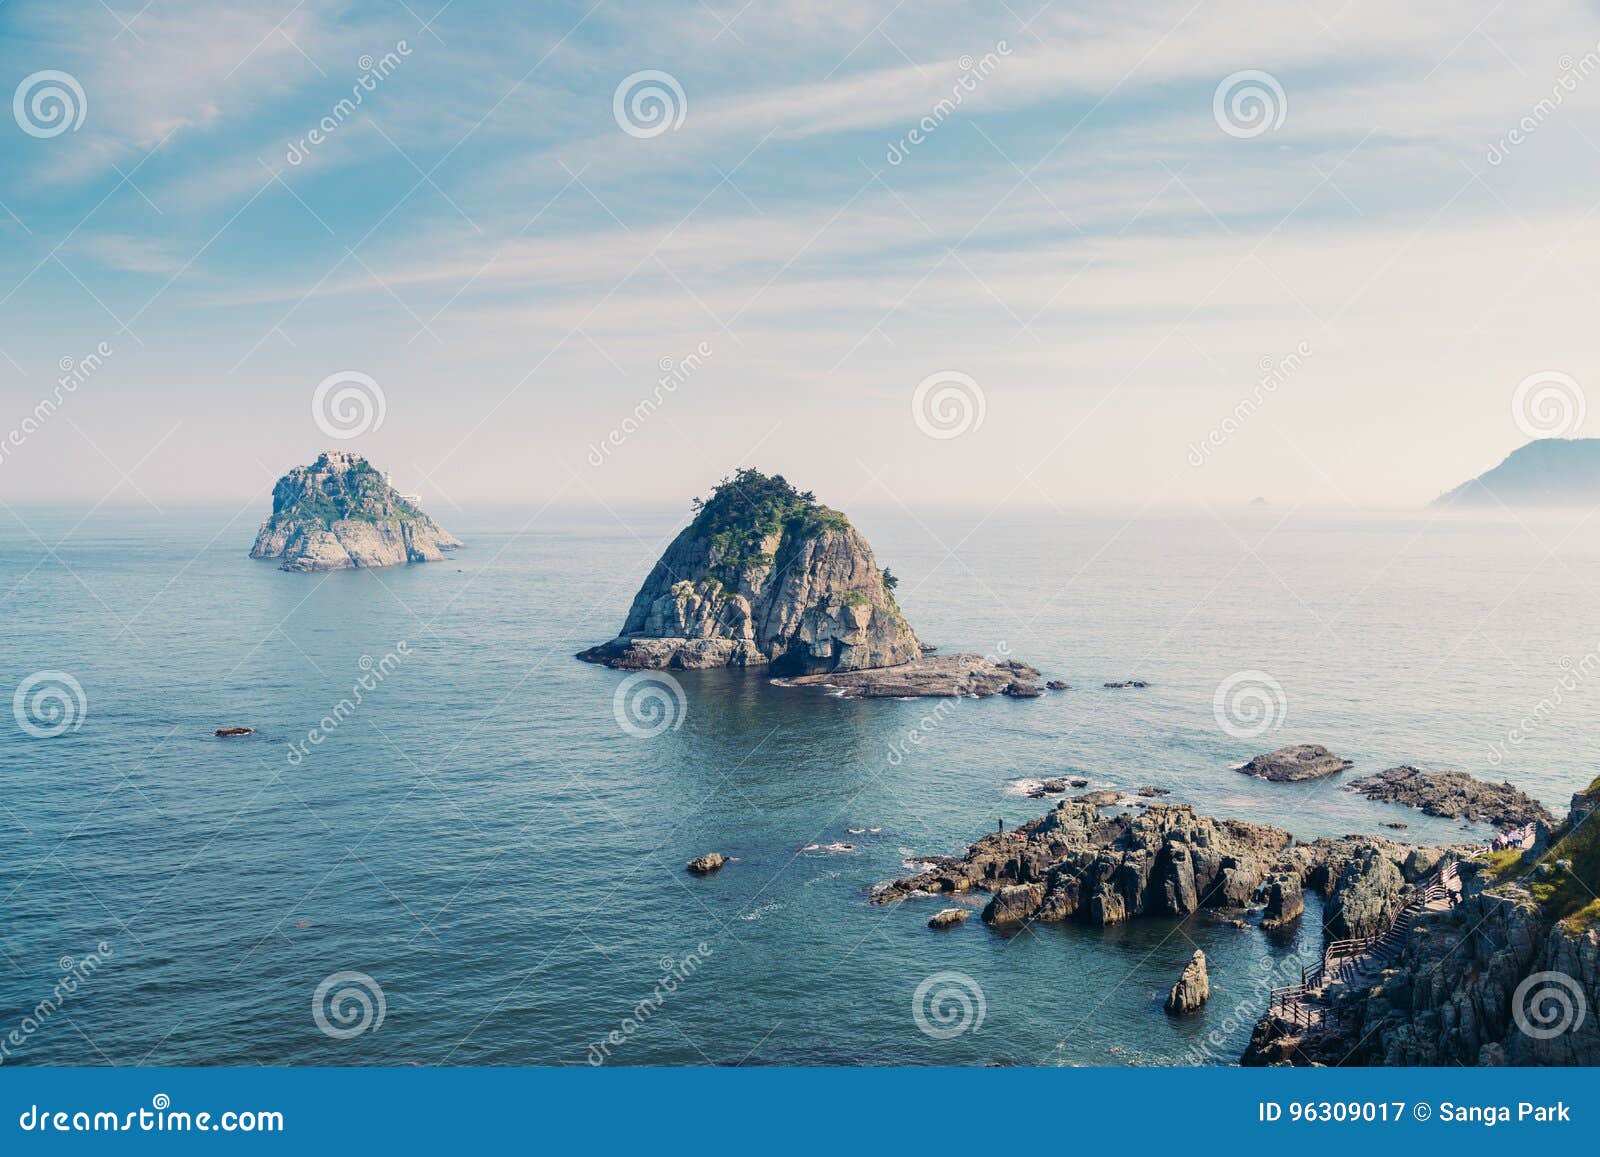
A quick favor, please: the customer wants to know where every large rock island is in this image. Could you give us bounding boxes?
[251,450,461,572]
[579,469,1036,695]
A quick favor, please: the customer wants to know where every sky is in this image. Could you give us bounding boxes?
[3,0,1600,513]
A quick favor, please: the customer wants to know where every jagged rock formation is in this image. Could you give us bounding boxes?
[928,908,970,929]
[686,853,726,875]
[1346,765,1556,829]
[872,800,1297,926]
[578,469,921,675]
[1238,744,1353,782]
[1434,437,1600,508]
[1166,949,1210,1015]
[251,450,460,572]
[1243,780,1600,1066]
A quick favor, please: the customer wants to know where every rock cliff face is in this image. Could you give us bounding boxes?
[251,450,460,572]
[578,469,921,675]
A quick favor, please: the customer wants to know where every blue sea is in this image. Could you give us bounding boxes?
[3,503,1596,1066]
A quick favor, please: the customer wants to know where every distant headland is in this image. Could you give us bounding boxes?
[1434,437,1600,508]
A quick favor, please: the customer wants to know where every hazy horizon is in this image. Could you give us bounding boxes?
[5,1,1600,513]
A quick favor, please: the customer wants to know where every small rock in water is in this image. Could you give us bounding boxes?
[214,726,254,738]
[1045,680,1070,691]
[1382,821,1408,829]
[1237,743,1353,782]
[1137,786,1171,797]
[1103,680,1149,689]
[1164,949,1210,1015]
[1003,681,1043,698]
[686,853,727,875]
[928,908,970,930]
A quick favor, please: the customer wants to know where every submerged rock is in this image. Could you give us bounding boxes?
[1103,679,1149,689]
[775,654,1040,700]
[686,853,726,875]
[1345,765,1555,828]
[1238,743,1353,782]
[251,450,460,572]
[578,469,919,675]
[214,726,254,737]
[1165,949,1210,1015]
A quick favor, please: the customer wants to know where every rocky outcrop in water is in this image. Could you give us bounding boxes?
[578,469,921,676]
[251,450,460,572]
[873,800,1297,926]
[1345,765,1555,829]
[1238,744,1353,782]
[1166,950,1210,1015]
[686,853,727,875]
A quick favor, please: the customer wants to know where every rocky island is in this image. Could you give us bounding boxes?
[251,450,461,572]
[578,469,1039,696]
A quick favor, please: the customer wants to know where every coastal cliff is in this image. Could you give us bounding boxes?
[579,469,921,674]
[1243,781,1600,1066]
[251,450,461,572]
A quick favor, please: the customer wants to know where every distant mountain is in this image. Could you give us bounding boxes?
[1433,438,1600,508]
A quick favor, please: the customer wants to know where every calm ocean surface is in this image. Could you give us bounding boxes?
[3,503,1597,1066]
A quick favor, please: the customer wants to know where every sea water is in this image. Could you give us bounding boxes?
[2,504,1594,1066]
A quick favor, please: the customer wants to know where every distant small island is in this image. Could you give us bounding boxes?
[578,468,1040,697]
[251,450,461,572]
[1433,437,1600,508]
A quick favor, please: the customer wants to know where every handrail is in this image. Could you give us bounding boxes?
[1263,858,1461,1034]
